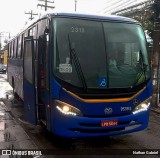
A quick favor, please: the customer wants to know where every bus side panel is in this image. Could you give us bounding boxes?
[7,59,23,100]
[23,79,37,124]
[14,60,23,100]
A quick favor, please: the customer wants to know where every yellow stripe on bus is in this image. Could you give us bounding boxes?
[63,87,146,103]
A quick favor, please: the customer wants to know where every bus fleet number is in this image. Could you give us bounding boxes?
[71,27,85,33]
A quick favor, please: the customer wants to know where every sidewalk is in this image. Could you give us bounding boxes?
[0,100,37,148]
[151,107,160,114]
[0,74,42,158]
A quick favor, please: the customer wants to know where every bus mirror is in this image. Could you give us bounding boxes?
[44,28,49,34]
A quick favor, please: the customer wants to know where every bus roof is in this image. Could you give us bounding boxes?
[8,12,139,42]
[48,12,138,23]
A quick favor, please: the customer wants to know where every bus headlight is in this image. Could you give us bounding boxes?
[55,100,82,116]
[133,97,152,114]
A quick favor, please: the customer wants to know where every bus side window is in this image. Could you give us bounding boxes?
[25,30,28,37]
[17,35,22,58]
[8,43,11,58]
[11,41,14,58]
[14,38,18,58]
[21,33,24,58]
[37,19,49,90]
[29,26,36,37]
[38,35,47,89]
[45,32,49,90]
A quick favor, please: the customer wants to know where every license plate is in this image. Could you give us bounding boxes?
[101,120,118,127]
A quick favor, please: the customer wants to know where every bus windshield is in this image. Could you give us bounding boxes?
[53,18,150,89]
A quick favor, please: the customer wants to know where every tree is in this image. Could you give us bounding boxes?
[125,0,160,37]
[146,0,160,37]
[133,9,154,36]
[151,0,160,22]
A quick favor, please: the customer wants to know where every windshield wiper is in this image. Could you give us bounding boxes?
[68,35,87,91]
[133,50,147,86]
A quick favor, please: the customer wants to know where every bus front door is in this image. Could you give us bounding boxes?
[23,36,37,125]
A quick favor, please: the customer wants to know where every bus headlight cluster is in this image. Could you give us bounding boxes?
[55,100,82,116]
[132,97,152,114]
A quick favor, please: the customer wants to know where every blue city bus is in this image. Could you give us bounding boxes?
[7,12,152,138]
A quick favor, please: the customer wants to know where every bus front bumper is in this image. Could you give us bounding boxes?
[51,107,150,138]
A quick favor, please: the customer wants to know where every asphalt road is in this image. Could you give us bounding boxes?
[0,74,160,158]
